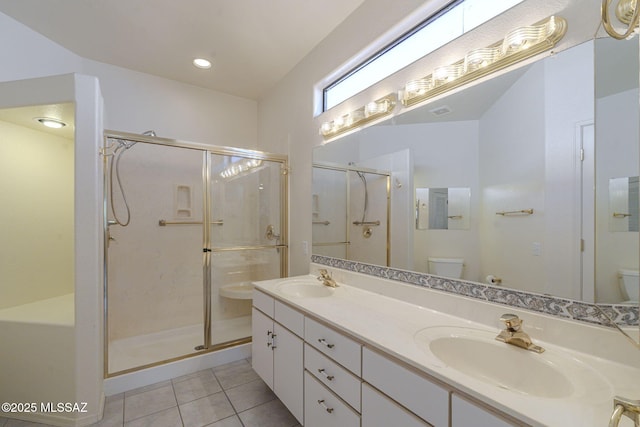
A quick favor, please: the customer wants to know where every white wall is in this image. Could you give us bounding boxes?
[596,88,640,302]
[0,11,258,149]
[0,120,74,309]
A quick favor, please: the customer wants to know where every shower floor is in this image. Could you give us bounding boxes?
[109,315,252,374]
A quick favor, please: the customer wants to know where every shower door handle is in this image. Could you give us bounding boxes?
[265,224,280,241]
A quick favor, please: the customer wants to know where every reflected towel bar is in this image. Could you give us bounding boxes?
[158,219,224,226]
[613,212,632,218]
[496,209,534,216]
[353,220,381,226]
[448,215,463,219]
[312,241,350,246]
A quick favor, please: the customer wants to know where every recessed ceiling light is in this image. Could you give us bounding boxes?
[193,58,212,69]
[35,117,66,129]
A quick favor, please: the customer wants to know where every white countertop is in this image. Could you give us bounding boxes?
[253,274,640,427]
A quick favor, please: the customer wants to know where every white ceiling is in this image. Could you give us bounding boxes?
[0,0,365,100]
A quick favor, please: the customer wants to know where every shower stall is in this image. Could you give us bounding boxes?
[103,131,288,376]
[312,163,390,266]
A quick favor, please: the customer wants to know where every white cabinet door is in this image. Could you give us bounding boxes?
[362,383,430,427]
[273,322,303,423]
[251,307,274,389]
[451,394,515,427]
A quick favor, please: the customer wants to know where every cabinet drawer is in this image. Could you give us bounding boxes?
[274,300,304,337]
[304,371,360,427]
[304,344,361,411]
[252,289,274,317]
[305,317,362,375]
[362,383,431,427]
[363,347,449,427]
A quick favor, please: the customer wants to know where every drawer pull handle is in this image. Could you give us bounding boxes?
[317,368,334,381]
[318,338,335,349]
[317,399,334,414]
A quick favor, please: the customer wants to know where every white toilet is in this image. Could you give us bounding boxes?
[428,257,464,279]
[618,269,639,303]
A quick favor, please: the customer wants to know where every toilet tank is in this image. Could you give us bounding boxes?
[618,269,639,302]
[428,257,464,279]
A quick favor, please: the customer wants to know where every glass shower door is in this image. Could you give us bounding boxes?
[208,153,287,348]
[106,142,205,374]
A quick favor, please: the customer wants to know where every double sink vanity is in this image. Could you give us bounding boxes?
[252,265,640,427]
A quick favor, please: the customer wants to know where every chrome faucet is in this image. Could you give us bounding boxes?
[495,314,545,353]
[317,269,338,288]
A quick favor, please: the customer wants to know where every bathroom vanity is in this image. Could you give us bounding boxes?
[252,267,640,427]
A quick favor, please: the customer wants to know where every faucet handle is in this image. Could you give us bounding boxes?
[500,313,522,331]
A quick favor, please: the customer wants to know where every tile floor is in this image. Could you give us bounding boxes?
[0,359,300,427]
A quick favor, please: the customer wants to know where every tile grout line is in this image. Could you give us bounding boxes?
[170,377,186,427]
[212,366,246,427]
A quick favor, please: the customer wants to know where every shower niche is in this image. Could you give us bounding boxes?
[104,132,288,375]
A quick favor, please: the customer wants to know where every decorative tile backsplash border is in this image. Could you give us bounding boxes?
[311,255,639,328]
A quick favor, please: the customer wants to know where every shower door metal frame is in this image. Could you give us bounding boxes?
[312,162,391,266]
[102,130,288,377]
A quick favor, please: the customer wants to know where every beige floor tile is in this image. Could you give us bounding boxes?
[4,420,57,427]
[124,380,172,398]
[90,397,124,427]
[203,415,243,427]
[174,374,222,404]
[212,360,259,390]
[172,369,215,385]
[179,392,235,427]
[224,378,276,412]
[124,407,182,427]
[124,384,176,422]
[237,399,298,427]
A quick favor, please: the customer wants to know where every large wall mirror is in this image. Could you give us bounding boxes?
[313,35,639,306]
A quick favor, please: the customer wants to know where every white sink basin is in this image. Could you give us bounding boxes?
[276,278,334,298]
[414,326,610,399]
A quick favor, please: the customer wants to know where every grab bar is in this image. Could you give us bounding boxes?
[496,209,534,216]
[158,219,224,226]
[352,220,380,226]
[313,220,331,225]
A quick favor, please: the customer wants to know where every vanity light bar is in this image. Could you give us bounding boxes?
[401,16,567,107]
[220,158,263,179]
[320,94,396,139]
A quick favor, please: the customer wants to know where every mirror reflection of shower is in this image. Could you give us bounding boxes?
[108,130,155,227]
[350,162,369,225]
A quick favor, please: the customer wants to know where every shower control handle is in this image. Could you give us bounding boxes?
[265,224,280,241]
